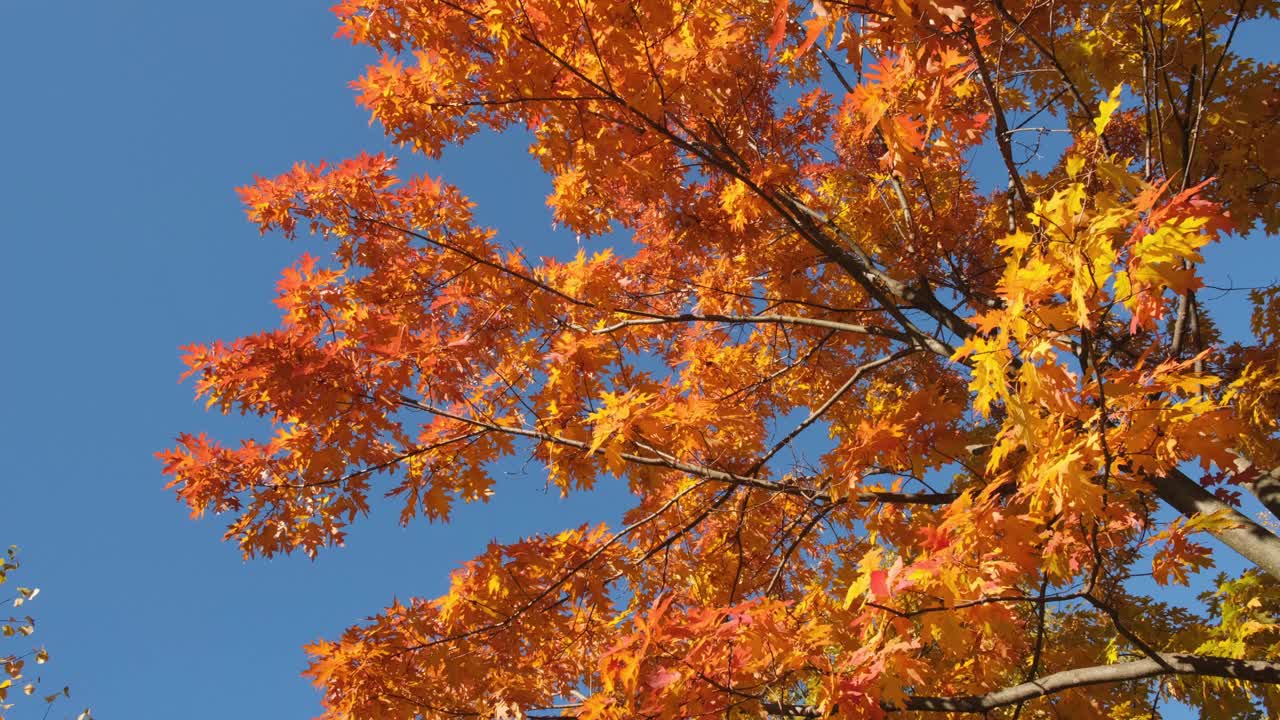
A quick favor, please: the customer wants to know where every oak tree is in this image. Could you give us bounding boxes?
[161,0,1280,716]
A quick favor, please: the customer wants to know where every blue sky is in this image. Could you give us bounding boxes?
[0,3,1276,719]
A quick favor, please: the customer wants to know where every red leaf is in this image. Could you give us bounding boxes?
[765,0,789,57]
[869,569,889,599]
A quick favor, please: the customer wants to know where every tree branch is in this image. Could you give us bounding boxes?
[394,395,958,506]
[1232,454,1280,524]
[1146,468,1280,580]
[761,654,1280,715]
[750,349,915,473]
[592,312,911,344]
[964,24,1032,215]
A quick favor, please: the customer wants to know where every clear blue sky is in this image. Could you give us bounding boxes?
[0,3,1275,719]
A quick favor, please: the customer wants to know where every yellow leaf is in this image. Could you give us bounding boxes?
[1094,84,1124,136]
[843,573,870,608]
[1066,154,1085,178]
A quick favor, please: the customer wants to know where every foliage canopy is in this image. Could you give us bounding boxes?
[161,0,1280,716]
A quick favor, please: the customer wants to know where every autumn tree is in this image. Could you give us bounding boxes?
[160,0,1280,716]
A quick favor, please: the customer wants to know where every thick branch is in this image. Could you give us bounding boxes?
[959,439,1280,581]
[762,654,1280,715]
[1236,459,1280,525]
[775,193,974,351]
[1147,468,1280,580]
